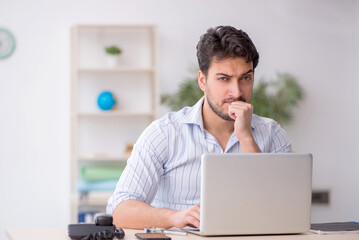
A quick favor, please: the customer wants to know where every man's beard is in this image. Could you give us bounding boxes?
[207,95,247,121]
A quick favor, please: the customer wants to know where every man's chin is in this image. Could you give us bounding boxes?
[225,117,235,122]
[218,113,234,121]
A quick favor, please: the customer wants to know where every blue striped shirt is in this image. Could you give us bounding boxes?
[106,97,291,213]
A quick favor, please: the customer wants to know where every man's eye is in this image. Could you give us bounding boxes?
[218,77,228,81]
[242,76,252,81]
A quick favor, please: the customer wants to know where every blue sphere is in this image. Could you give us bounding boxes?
[97,91,116,110]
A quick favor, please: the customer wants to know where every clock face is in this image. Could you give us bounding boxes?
[0,28,16,59]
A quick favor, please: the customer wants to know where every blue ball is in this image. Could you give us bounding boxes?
[97,91,116,110]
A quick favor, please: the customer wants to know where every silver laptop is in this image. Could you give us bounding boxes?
[187,153,312,236]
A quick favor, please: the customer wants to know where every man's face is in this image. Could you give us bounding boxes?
[199,57,254,121]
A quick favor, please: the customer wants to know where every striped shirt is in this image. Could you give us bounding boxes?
[106,97,291,213]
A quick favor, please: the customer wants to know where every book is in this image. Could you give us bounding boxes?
[310,222,359,234]
[81,166,125,181]
[77,179,118,192]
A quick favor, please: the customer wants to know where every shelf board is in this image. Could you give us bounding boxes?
[78,111,154,118]
[79,201,107,207]
[78,199,109,207]
[78,156,128,162]
[72,195,110,207]
[78,67,154,73]
[76,24,155,30]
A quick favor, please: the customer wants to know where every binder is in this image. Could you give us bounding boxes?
[310,222,359,234]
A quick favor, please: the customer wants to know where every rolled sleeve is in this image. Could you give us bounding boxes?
[269,123,292,153]
[107,122,167,214]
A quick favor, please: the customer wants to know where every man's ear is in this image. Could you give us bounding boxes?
[198,71,206,92]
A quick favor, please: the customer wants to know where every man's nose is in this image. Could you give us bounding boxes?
[228,80,243,98]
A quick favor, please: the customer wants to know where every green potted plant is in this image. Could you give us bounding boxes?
[105,45,122,67]
[251,73,304,125]
[161,68,304,126]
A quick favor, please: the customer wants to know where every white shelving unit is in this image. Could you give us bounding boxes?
[70,25,158,222]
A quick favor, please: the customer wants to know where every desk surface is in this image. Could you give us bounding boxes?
[5,228,359,240]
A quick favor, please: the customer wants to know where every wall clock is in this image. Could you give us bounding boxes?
[0,28,16,59]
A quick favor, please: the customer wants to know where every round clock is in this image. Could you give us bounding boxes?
[0,28,16,59]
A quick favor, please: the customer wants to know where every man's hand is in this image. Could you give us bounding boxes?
[228,101,260,153]
[170,205,200,228]
[228,101,253,140]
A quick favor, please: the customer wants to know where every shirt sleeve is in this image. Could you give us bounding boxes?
[106,121,167,214]
[269,123,292,153]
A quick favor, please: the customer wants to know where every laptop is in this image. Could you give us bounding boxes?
[187,153,312,236]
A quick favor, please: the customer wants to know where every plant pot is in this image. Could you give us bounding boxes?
[106,54,120,67]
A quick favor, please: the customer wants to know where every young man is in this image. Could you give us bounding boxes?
[106,26,291,229]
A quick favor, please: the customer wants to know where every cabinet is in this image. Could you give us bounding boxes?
[70,25,159,223]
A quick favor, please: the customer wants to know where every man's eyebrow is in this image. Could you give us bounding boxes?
[241,69,254,76]
[215,73,233,77]
[215,69,254,77]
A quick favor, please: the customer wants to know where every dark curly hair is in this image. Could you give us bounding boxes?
[196,26,259,76]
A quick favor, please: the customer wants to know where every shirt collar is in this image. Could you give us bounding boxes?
[180,97,205,132]
[251,114,258,129]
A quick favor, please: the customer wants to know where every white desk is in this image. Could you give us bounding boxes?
[5,228,359,240]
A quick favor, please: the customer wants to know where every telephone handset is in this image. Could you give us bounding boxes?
[68,213,125,240]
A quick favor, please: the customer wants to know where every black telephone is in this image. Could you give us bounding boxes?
[68,213,125,240]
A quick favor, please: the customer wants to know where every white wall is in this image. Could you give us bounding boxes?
[270,1,359,222]
[358,2,359,218]
[0,0,358,238]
